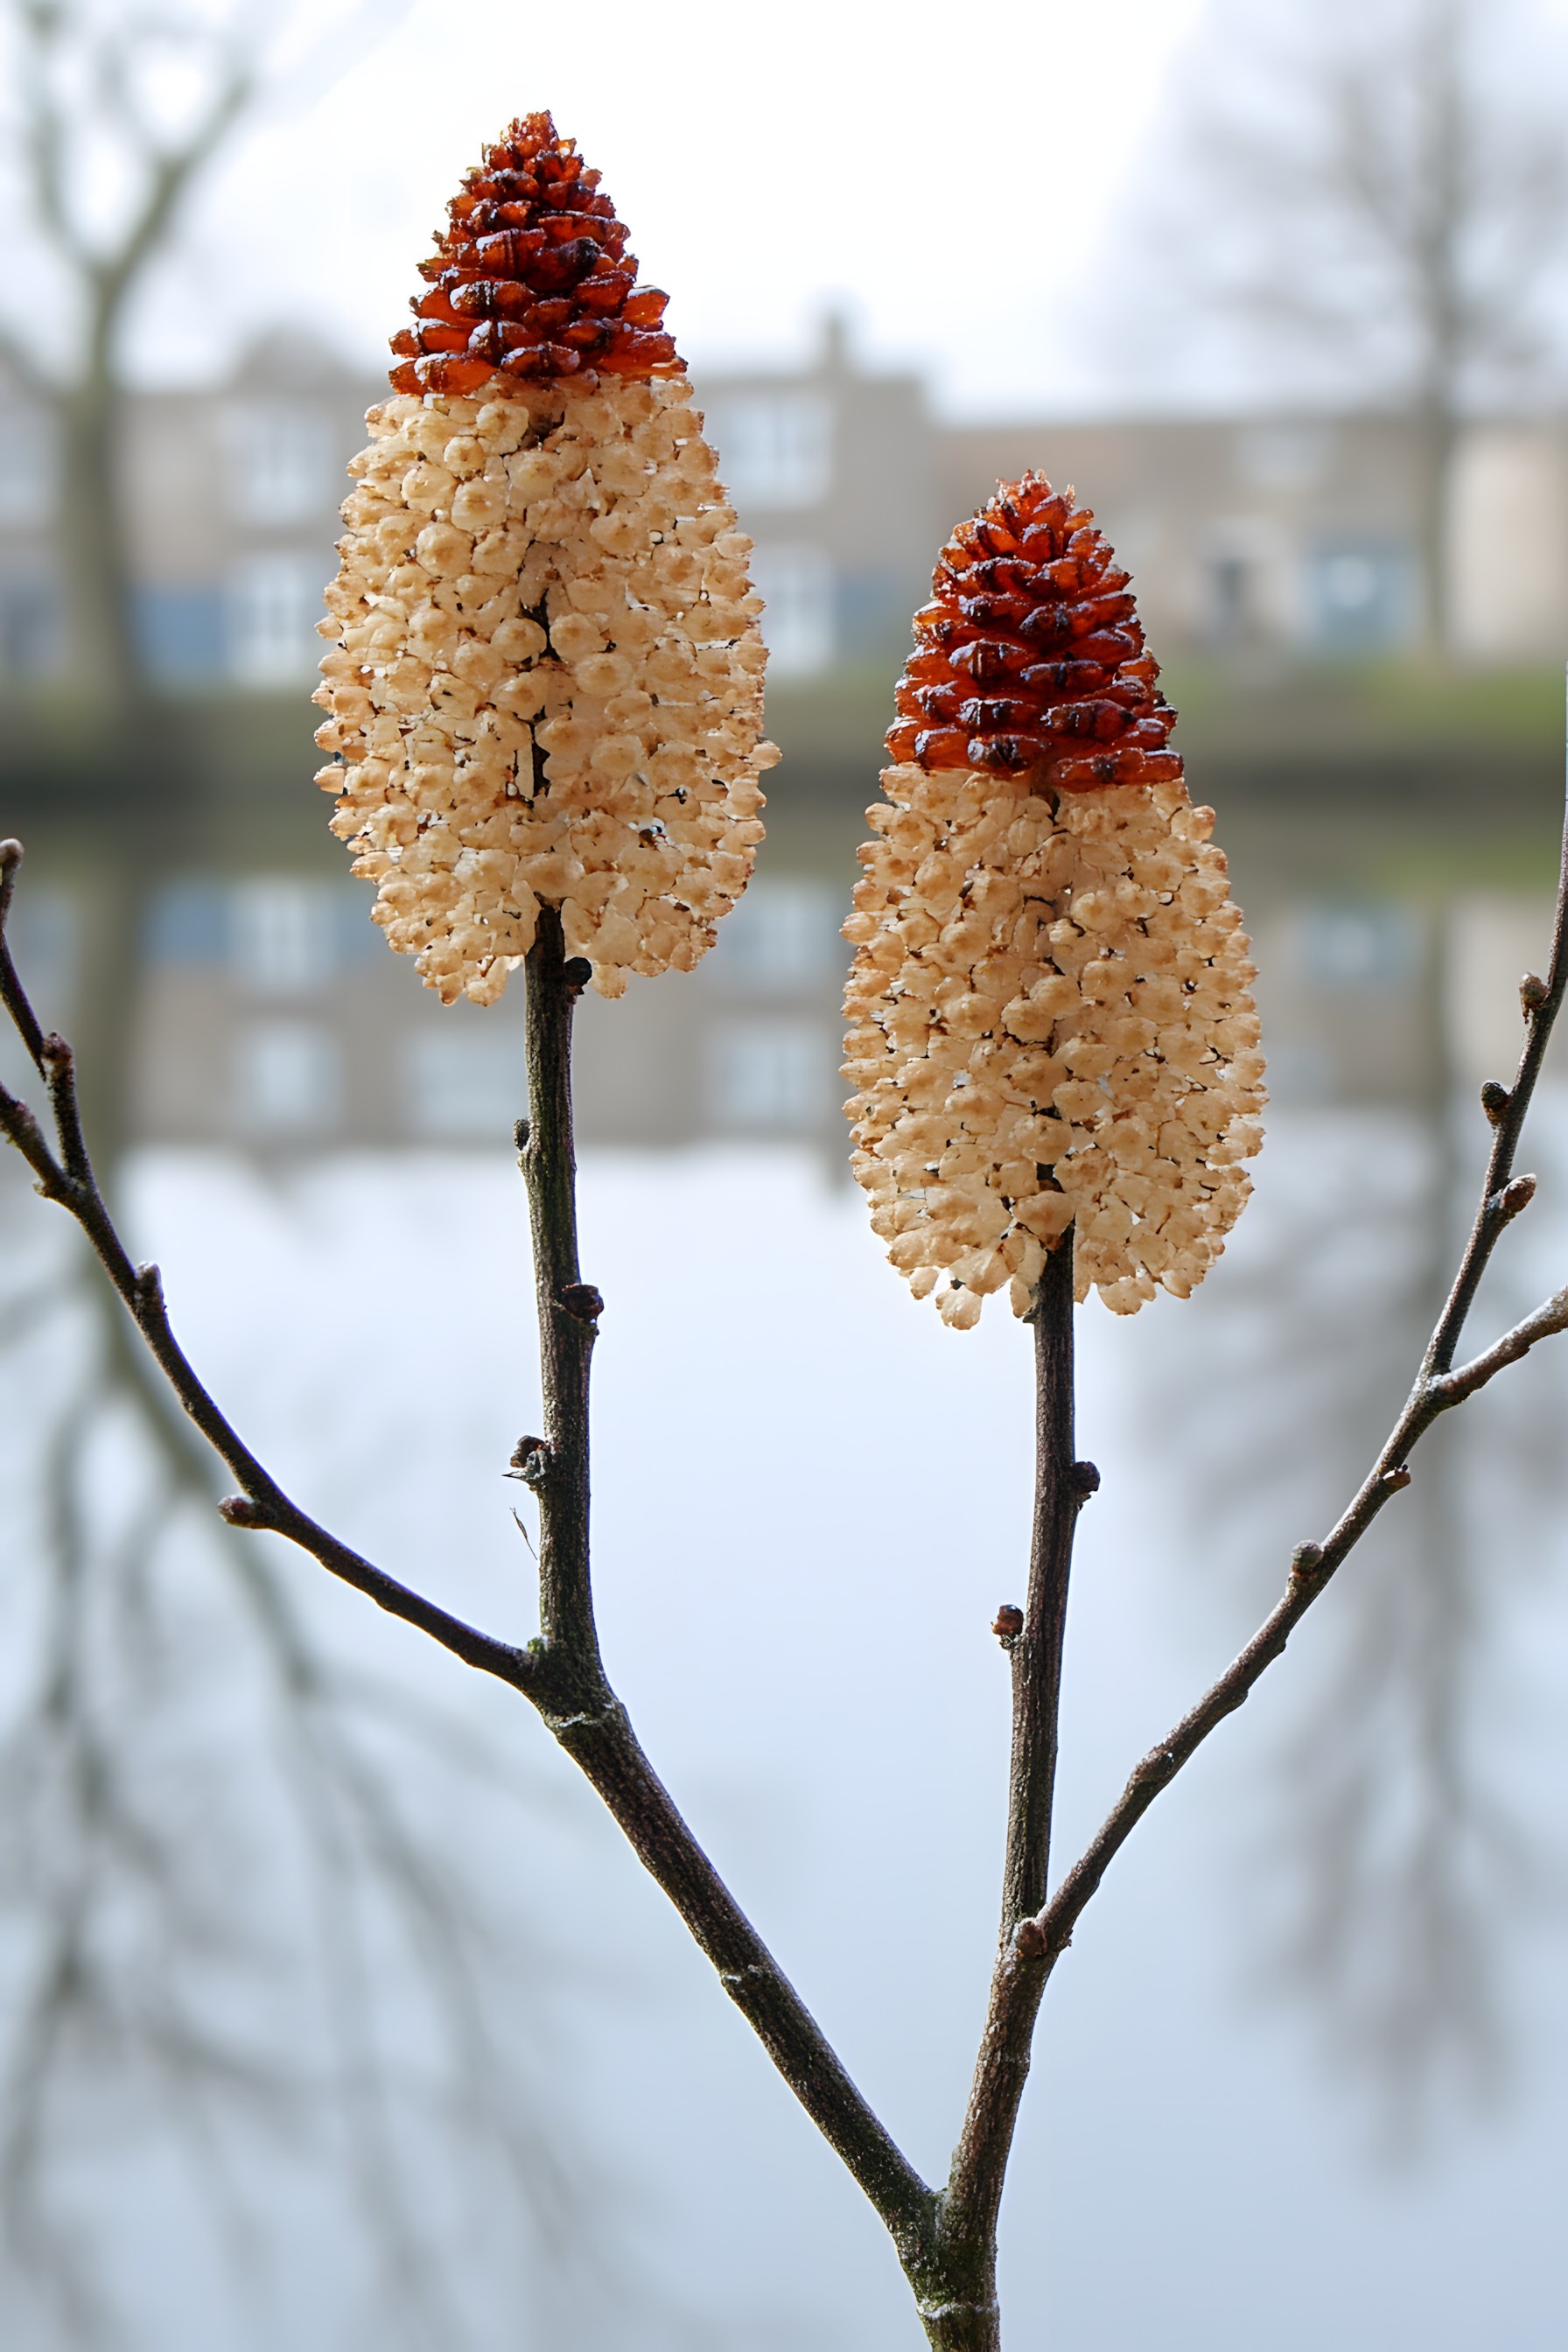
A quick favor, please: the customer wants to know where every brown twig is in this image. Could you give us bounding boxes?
[0,845,533,1693]
[0,849,936,2271]
[911,1238,1088,2348]
[8,738,1568,2352]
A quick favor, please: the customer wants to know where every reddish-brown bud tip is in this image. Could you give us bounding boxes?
[992,1603,1025,1643]
[388,110,685,396]
[885,472,1180,794]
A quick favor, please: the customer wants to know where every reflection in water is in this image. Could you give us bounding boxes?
[0,1177,613,2348]
[1134,1089,1568,2152]
[3,1116,1566,2344]
[5,841,1568,2336]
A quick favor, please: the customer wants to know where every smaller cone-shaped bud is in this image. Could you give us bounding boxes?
[315,113,778,1004]
[885,471,1181,791]
[846,478,1265,1321]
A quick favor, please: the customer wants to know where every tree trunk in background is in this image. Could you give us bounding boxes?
[56,365,145,728]
[1411,402,1460,665]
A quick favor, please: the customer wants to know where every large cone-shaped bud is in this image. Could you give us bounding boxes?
[846,478,1265,1321]
[315,112,777,1005]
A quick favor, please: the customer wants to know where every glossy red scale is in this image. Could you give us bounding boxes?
[886,472,1180,794]
[386,110,686,396]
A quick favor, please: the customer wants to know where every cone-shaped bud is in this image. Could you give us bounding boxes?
[315,112,778,1004]
[845,477,1265,1322]
[388,108,681,396]
[884,472,1183,790]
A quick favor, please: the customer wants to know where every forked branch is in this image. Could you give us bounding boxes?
[1018,773,1568,1979]
[0,843,533,1688]
[5,752,1568,2352]
[0,844,937,2268]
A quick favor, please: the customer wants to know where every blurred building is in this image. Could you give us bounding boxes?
[1,322,1564,1154]
[9,317,1568,692]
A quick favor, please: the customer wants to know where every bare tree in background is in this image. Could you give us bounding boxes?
[1130,0,1568,655]
[0,7,614,2342]
[0,0,406,721]
[0,0,247,713]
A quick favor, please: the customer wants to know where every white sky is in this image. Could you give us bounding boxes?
[123,0,1212,416]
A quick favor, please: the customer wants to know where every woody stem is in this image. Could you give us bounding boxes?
[906,1236,1084,2349]
[516,906,940,2262]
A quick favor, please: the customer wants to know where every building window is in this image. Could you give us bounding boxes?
[403,1031,524,1141]
[0,573,60,678]
[1295,901,1420,990]
[220,402,332,526]
[230,880,341,996]
[749,542,834,678]
[706,878,842,994]
[706,392,831,509]
[1306,542,1413,651]
[227,553,322,685]
[135,585,224,684]
[705,1016,833,1131]
[234,1019,341,1138]
[0,407,55,528]
[146,881,228,966]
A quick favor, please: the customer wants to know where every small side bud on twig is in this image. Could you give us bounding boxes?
[1382,1464,1412,1494]
[559,1281,604,1322]
[1480,1080,1511,1126]
[40,1032,73,1075]
[1521,971,1550,1014]
[134,1262,164,1307]
[1499,1173,1537,1222]
[1012,1918,1047,1963]
[1072,1460,1101,1499]
[992,1604,1024,1648]
[562,957,594,997]
[514,1118,530,1154]
[219,1495,269,1530]
[508,1435,551,1488]
[1289,1540,1325,1583]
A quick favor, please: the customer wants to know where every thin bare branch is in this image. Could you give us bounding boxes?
[0,845,937,2270]
[0,841,47,1072]
[514,906,938,2257]
[1022,735,1568,1974]
[1433,1284,1568,1406]
[923,1239,1089,2338]
[0,850,534,1695]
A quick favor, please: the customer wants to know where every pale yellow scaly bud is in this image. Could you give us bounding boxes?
[312,114,779,1004]
[844,475,1266,1321]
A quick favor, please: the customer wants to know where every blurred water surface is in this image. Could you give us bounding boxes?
[4,1100,1564,2348]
